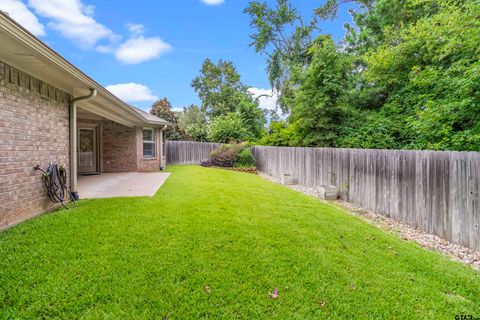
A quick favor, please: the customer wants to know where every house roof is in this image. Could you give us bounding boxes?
[0,10,168,128]
[131,105,171,126]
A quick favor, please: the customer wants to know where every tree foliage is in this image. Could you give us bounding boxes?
[150,97,189,141]
[191,59,246,118]
[207,113,250,143]
[364,0,480,150]
[244,0,316,113]
[178,105,208,142]
[290,35,352,147]
[191,59,266,143]
[255,0,480,151]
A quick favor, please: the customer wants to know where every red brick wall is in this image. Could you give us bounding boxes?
[0,61,71,228]
[81,121,165,174]
[102,120,138,173]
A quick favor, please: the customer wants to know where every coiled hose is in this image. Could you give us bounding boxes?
[34,163,76,209]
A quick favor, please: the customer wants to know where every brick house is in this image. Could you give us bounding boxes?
[0,12,169,228]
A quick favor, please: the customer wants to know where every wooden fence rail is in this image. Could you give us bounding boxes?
[166,141,223,164]
[166,141,479,251]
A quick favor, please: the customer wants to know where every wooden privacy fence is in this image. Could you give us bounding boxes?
[252,146,480,251]
[166,141,479,251]
[166,141,223,164]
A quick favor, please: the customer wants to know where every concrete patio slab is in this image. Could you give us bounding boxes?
[78,172,170,199]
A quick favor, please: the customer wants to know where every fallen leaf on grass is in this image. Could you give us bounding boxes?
[269,287,278,299]
[319,300,327,308]
[204,285,211,294]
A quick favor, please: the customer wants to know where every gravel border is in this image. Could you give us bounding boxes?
[259,172,480,270]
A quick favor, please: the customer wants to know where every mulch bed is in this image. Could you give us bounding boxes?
[202,165,257,174]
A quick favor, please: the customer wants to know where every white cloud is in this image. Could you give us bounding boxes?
[126,23,144,36]
[27,0,115,48]
[0,0,45,36]
[2,1,171,64]
[115,36,171,64]
[106,83,158,102]
[95,44,114,53]
[248,87,279,110]
[201,0,224,5]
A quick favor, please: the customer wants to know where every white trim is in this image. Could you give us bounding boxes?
[142,128,156,159]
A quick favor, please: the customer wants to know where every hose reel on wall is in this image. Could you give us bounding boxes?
[34,163,76,209]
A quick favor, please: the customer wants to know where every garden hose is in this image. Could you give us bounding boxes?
[34,163,76,209]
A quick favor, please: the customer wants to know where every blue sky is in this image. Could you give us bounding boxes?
[1,0,354,111]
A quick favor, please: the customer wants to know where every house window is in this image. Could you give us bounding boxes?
[162,130,166,157]
[143,128,156,158]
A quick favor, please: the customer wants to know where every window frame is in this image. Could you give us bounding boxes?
[142,128,156,159]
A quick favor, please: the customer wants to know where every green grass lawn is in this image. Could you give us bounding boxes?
[1,165,479,319]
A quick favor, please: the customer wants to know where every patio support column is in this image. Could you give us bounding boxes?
[69,102,77,193]
[69,89,97,197]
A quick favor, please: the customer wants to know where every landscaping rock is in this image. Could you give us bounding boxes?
[318,186,339,200]
[281,174,296,185]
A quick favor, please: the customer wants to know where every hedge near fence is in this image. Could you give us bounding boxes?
[166,141,480,251]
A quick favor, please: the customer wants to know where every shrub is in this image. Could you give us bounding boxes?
[209,143,257,169]
[234,148,256,167]
[200,160,212,167]
[210,144,240,167]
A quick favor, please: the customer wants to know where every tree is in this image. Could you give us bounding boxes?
[289,35,352,147]
[252,0,479,151]
[259,120,301,146]
[244,0,317,113]
[178,105,208,142]
[191,59,267,142]
[237,94,267,140]
[150,97,189,141]
[150,97,176,123]
[363,1,480,150]
[207,113,250,143]
[191,59,246,118]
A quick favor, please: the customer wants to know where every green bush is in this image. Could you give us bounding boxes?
[234,148,256,168]
[210,144,240,167]
[209,143,256,168]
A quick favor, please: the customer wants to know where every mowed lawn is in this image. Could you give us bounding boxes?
[1,166,479,319]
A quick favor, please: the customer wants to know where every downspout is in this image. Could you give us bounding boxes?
[69,88,97,199]
[161,124,167,170]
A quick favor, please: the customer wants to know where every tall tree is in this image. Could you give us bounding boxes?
[150,97,189,141]
[191,59,246,118]
[290,35,352,147]
[244,0,317,113]
[191,59,266,143]
[178,105,208,142]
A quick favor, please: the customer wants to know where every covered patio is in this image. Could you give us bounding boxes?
[73,105,169,200]
[78,172,170,199]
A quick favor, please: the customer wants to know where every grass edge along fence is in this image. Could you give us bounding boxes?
[166,141,479,251]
